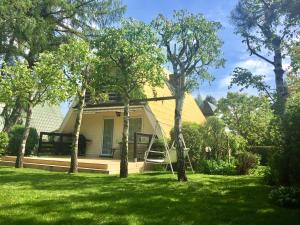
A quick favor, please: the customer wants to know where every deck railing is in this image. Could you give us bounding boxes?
[38,132,87,156]
[133,132,153,162]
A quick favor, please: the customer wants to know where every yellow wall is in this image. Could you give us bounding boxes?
[60,77,206,155]
[61,107,154,157]
[144,81,206,138]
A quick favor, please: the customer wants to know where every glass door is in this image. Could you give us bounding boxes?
[101,119,114,156]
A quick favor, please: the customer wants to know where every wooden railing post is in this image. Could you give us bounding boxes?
[37,132,43,156]
[134,132,137,162]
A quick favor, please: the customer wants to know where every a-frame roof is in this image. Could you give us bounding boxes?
[144,79,206,138]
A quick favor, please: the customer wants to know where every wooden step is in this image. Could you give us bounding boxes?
[1,156,108,170]
[0,156,147,174]
[0,160,110,174]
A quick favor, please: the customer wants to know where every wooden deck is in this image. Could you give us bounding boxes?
[0,156,147,174]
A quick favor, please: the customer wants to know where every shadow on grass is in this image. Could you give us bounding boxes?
[0,167,299,225]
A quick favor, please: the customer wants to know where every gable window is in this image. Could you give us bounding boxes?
[129,118,142,142]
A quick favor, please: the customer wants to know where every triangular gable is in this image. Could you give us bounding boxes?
[144,80,206,138]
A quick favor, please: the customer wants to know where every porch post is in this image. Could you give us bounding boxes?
[37,132,43,156]
[134,132,137,162]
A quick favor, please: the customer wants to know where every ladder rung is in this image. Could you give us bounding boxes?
[145,159,165,163]
[148,150,165,154]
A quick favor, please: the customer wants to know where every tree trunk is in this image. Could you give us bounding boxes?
[174,76,187,182]
[120,96,129,178]
[69,87,86,173]
[15,103,33,168]
[2,98,23,133]
[272,37,287,115]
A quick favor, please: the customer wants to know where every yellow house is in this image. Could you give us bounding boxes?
[58,76,206,161]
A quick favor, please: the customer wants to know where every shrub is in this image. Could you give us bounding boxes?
[7,125,39,156]
[147,138,165,160]
[249,166,268,176]
[263,166,279,185]
[228,133,247,155]
[269,93,300,186]
[236,151,260,175]
[269,186,300,208]
[196,159,236,175]
[0,131,9,156]
[199,117,228,161]
[249,146,277,165]
[170,122,202,164]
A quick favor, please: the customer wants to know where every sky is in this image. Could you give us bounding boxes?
[122,0,273,99]
[61,0,282,114]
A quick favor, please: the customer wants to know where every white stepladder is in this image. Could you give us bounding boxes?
[143,122,194,175]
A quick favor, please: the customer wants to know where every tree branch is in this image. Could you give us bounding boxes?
[45,0,96,17]
[246,36,274,65]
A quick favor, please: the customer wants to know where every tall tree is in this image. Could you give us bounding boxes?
[0,0,125,132]
[57,40,99,174]
[152,10,224,181]
[94,19,165,178]
[0,53,70,168]
[231,0,300,113]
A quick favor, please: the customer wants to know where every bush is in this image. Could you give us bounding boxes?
[249,166,268,176]
[147,138,165,160]
[196,159,236,175]
[170,122,202,164]
[228,133,247,155]
[269,186,300,208]
[7,125,39,156]
[236,151,260,175]
[199,117,228,161]
[269,93,300,186]
[263,166,279,185]
[249,146,277,165]
[0,131,9,156]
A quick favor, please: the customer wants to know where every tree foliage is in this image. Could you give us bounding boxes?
[94,19,165,178]
[0,0,125,132]
[94,19,165,100]
[56,39,100,173]
[0,54,69,107]
[152,10,224,90]
[217,92,280,146]
[152,10,224,181]
[0,52,69,167]
[0,0,125,60]
[231,0,300,113]
[230,67,274,101]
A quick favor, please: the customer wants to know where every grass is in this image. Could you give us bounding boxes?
[0,167,299,225]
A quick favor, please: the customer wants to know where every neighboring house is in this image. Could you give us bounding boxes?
[30,105,64,133]
[0,104,64,133]
[59,75,206,160]
[201,101,217,117]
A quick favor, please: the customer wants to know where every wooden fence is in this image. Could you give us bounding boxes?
[37,132,87,156]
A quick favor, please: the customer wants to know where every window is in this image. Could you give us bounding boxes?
[129,118,142,142]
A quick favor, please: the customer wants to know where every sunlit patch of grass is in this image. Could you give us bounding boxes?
[0,166,299,225]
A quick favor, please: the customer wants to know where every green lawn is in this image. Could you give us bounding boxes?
[0,167,299,225]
